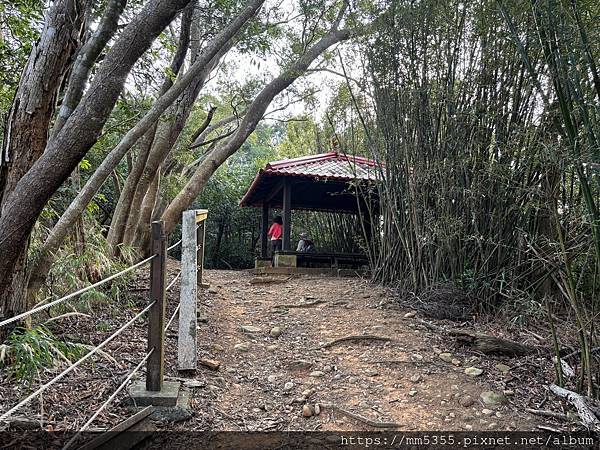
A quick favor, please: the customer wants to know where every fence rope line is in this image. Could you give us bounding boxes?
[166,270,181,291]
[0,301,155,423]
[167,239,182,252]
[164,304,181,332]
[62,348,155,450]
[0,254,157,329]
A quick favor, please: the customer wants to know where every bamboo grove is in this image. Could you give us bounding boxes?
[352,0,599,396]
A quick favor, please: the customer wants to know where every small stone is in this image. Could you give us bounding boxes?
[208,288,218,294]
[464,367,483,377]
[270,326,282,338]
[226,367,236,373]
[408,390,418,397]
[404,311,417,318]
[496,412,503,418]
[234,343,250,352]
[283,382,294,391]
[480,391,507,406]
[496,363,511,374]
[451,358,461,366]
[432,347,442,354]
[459,395,475,407]
[310,371,325,378]
[365,369,379,377]
[184,380,205,388]
[267,345,278,351]
[464,424,473,430]
[241,325,261,333]
[289,359,312,370]
[482,409,494,416]
[503,390,514,396]
[314,403,321,415]
[302,404,313,417]
[439,353,453,363]
[323,365,333,373]
[412,353,424,361]
[267,375,277,383]
[410,374,422,383]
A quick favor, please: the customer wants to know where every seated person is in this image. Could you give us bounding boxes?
[296,232,316,252]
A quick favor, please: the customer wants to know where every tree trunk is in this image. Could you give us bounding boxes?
[161,26,354,234]
[0,0,195,318]
[52,0,127,136]
[30,0,264,287]
[107,2,193,250]
[0,0,85,326]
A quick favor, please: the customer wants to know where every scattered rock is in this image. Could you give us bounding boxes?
[270,326,282,338]
[365,369,379,377]
[451,358,461,366]
[432,347,442,354]
[208,288,218,294]
[267,375,277,383]
[412,353,424,361]
[199,358,221,371]
[302,404,313,417]
[410,374,422,383]
[234,343,250,352]
[314,403,321,415]
[459,395,475,407]
[482,409,494,416]
[464,367,483,377]
[289,359,312,370]
[439,353,453,363]
[310,371,325,378]
[503,389,514,396]
[302,389,313,398]
[283,382,294,391]
[404,311,417,318]
[408,389,418,397]
[241,325,261,333]
[480,391,507,406]
[267,345,278,351]
[183,380,205,388]
[495,363,511,374]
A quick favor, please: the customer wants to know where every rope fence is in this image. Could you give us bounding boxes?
[0,301,155,422]
[0,211,207,441]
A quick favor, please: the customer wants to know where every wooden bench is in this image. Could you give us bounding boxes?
[275,251,368,269]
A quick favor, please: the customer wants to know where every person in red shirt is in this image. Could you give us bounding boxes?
[267,215,283,256]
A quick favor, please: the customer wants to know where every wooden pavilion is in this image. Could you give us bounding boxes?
[240,152,380,271]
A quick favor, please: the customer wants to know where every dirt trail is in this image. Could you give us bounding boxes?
[182,269,541,432]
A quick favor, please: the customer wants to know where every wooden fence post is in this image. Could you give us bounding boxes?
[147,221,166,391]
[178,211,198,371]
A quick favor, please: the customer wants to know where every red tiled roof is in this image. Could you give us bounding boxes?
[240,152,380,209]
[264,152,379,181]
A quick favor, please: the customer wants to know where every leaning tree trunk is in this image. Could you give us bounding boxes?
[0,0,195,320]
[160,26,354,236]
[28,0,265,292]
[0,0,85,328]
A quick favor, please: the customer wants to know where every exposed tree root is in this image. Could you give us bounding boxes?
[322,403,400,428]
[321,335,393,349]
[525,408,570,421]
[276,299,327,309]
[549,384,600,431]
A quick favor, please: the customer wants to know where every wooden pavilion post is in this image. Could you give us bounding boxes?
[261,202,269,258]
[282,179,291,250]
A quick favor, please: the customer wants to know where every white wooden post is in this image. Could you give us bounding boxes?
[177,210,197,371]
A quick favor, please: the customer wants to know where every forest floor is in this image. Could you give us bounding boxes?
[1,259,581,442]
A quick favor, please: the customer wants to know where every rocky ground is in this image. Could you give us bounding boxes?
[174,269,559,432]
[1,262,583,439]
